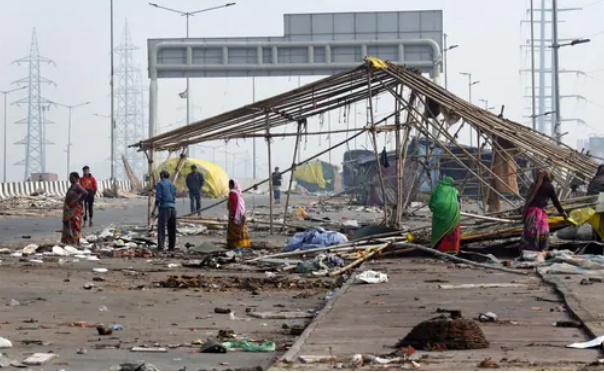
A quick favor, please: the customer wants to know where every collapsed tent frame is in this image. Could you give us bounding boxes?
[131,57,597,230]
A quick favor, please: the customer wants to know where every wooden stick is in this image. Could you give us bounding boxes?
[266,112,274,235]
[280,122,302,232]
[367,68,389,224]
[329,242,391,277]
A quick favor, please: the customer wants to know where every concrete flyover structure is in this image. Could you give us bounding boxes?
[146,10,444,140]
[0,180,132,200]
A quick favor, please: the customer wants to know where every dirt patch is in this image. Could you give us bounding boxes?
[156,275,336,292]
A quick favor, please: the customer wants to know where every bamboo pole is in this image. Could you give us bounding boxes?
[146,148,155,227]
[181,130,368,218]
[280,122,303,232]
[378,81,519,208]
[367,67,389,224]
[266,112,274,235]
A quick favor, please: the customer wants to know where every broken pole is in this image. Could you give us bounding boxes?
[281,121,303,231]
[266,112,274,235]
[367,67,389,223]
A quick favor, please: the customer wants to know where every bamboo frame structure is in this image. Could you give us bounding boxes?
[131,57,597,227]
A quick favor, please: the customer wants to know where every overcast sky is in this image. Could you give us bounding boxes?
[0,0,602,182]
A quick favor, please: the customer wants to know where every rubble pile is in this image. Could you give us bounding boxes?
[0,195,64,210]
[157,274,335,292]
[396,312,489,350]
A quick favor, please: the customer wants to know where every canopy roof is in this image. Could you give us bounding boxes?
[131,58,596,179]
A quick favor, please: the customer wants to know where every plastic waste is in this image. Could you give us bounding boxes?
[111,324,124,331]
[478,312,498,322]
[99,306,108,312]
[92,268,108,273]
[0,337,13,349]
[354,270,388,284]
[8,299,19,307]
[221,340,276,352]
[20,244,38,255]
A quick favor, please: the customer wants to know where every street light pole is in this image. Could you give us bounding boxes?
[530,0,537,131]
[149,2,236,155]
[443,34,459,91]
[552,0,561,141]
[1,87,26,182]
[56,102,91,177]
[460,72,480,146]
[110,0,115,185]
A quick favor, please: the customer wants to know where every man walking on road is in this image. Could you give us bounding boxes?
[80,166,98,227]
[186,165,205,215]
[272,167,283,204]
[155,170,177,251]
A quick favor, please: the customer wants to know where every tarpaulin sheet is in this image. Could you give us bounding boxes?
[157,158,229,198]
[294,160,327,189]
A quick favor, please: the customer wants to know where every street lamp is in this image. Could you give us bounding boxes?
[443,33,459,90]
[460,72,480,147]
[1,86,27,182]
[149,1,236,154]
[550,29,591,140]
[478,99,495,111]
[56,101,91,176]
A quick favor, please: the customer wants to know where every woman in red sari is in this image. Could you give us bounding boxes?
[61,172,88,245]
[226,179,251,249]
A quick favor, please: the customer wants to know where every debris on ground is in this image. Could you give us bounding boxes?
[396,311,490,350]
[354,270,388,284]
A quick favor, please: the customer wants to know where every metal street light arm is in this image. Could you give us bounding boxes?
[0,86,27,95]
[189,3,236,16]
[148,2,187,15]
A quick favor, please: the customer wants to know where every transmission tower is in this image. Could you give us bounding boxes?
[12,28,56,180]
[521,1,585,136]
[113,20,145,180]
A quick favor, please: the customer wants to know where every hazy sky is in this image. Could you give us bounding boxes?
[1,0,603,182]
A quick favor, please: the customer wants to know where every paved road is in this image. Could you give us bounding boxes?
[0,194,275,243]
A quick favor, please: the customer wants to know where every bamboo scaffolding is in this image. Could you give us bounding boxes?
[131,58,597,229]
[280,122,303,232]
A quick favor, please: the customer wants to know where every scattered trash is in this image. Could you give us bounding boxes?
[554,321,582,328]
[477,357,499,368]
[99,306,109,312]
[477,312,498,323]
[93,268,108,273]
[222,340,276,352]
[348,354,364,368]
[0,353,9,368]
[567,335,604,349]
[112,362,160,371]
[8,299,19,307]
[83,282,95,290]
[354,270,388,284]
[22,353,57,366]
[247,311,315,319]
[200,340,227,354]
[76,347,87,355]
[97,325,113,336]
[111,324,124,331]
[0,337,13,349]
[130,347,168,353]
[214,307,232,314]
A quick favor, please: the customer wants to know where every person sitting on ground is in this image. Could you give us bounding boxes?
[521,169,568,252]
[155,170,177,251]
[429,176,461,255]
[227,179,251,249]
[186,164,205,215]
[587,165,604,196]
[61,172,88,245]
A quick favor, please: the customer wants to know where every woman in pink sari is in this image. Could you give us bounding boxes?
[227,179,250,249]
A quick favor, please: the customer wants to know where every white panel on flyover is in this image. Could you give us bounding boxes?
[147,10,443,79]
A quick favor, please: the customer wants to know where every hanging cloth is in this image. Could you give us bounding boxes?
[380,147,390,168]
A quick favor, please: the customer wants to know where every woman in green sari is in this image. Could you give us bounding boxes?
[429,177,461,254]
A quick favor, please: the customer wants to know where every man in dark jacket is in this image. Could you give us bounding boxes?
[155,170,177,251]
[272,167,283,204]
[186,165,205,215]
